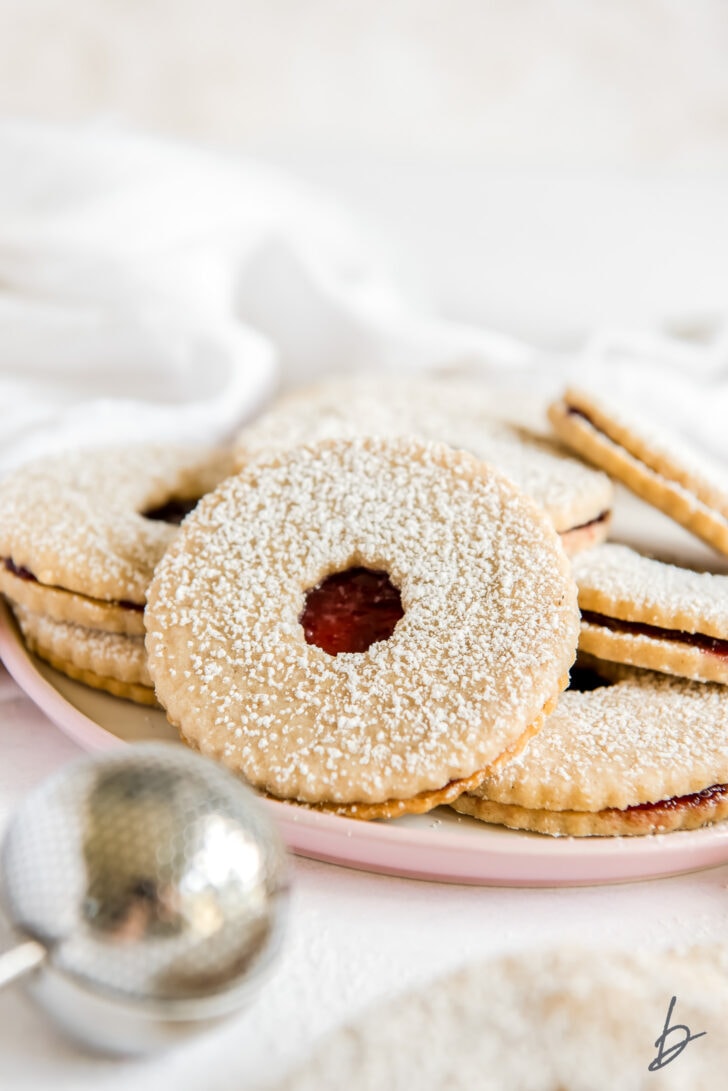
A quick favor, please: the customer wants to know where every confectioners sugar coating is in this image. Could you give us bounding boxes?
[13,604,150,684]
[573,543,728,683]
[277,946,728,1090]
[235,377,613,540]
[0,444,234,630]
[457,667,728,815]
[453,781,728,836]
[13,605,157,705]
[146,437,578,807]
[573,543,728,634]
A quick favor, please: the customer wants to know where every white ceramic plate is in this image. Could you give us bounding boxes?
[3,592,728,888]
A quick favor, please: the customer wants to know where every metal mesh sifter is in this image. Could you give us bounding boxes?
[0,743,289,1054]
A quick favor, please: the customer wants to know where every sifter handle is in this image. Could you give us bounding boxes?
[0,939,46,988]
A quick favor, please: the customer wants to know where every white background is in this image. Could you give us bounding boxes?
[0,1,726,171]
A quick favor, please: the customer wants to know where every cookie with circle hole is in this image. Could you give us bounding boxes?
[0,444,235,635]
[145,437,578,818]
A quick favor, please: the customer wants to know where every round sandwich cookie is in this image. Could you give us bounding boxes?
[235,377,613,555]
[12,604,156,706]
[0,444,235,635]
[549,386,728,555]
[276,945,728,1091]
[573,543,728,685]
[451,665,728,836]
[145,437,579,819]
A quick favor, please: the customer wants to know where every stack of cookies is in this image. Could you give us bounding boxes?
[1,376,727,838]
[0,445,234,706]
[456,385,728,835]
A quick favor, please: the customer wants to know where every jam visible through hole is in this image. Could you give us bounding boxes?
[142,498,201,525]
[301,567,404,655]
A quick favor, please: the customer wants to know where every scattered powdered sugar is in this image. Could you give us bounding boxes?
[146,437,579,805]
[275,945,728,1091]
[13,604,151,685]
[573,543,728,634]
[0,444,234,603]
[473,669,728,811]
[235,377,612,532]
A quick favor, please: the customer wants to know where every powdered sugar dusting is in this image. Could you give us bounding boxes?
[235,378,612,532]
[276,946,728,1091]
[146,437,578,805]
[574,543,728,635]
[13,604,151,685]
[0,445,234,603]
[470,669,728,812]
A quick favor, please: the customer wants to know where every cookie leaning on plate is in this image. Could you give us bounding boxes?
[11,604,157,706]
[0,444,235,635]
[573,543,728,684]
[549,386,728,555]
[235,377,614,555]
[452,667,728,836]
[145,437,579,819]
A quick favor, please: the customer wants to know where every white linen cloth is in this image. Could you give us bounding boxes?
[0,120,727,474]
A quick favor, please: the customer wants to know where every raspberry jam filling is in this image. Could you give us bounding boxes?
[565,511,609,534]
[567,407,595,425]
[581,609,728,660]
[4,558,34,581]
[623,782,728,816]
[301,567,404,655]
[2,557,144,612]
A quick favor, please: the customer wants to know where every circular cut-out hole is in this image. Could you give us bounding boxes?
[567,666,612,692]
[300,567,404,656]
[142,498,201,525]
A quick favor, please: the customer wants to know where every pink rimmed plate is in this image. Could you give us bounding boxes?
[2,598,728,888]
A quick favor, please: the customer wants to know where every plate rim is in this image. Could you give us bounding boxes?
[2,598,728,887]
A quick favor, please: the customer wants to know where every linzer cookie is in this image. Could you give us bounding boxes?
[235,377,613,555]
[12,604,156,706]
[452,667,728,836]
[0,444,234,635]
[145,437,578,819]
[573,543,728,684]
[549,386,728,555]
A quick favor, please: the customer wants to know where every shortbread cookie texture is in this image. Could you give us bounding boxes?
[0,445,234,635]
[452,668,728,836]
[13,605,157,706]
[146,438,578,816]
[574,543,728,684]
[235,377,613,553]
[549,386,728,555]
[455,781,728,837]
[277,946,728,1091]
[313,693,561,821]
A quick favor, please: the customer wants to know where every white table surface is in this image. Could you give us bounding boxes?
[2,668,728,1091]
[2,163,728,1089]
